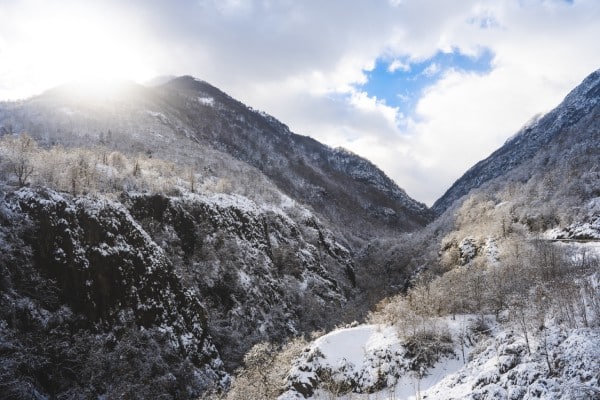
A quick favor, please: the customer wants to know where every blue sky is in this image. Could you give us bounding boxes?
[360,49,495,116]
[1,0,599,204]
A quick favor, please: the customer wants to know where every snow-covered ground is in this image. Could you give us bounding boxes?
[280,314,600,400]
[420,327,600,400]
[280,316,481,400]
[546,214,600,241]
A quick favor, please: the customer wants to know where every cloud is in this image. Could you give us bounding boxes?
[1,0,599,205]
[423,62,441,77]
[388,59,411,73]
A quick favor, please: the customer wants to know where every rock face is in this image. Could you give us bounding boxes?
[433,69,600,216]
[0,184,358,397]
[121,191,357,367]
[0,187,227,399]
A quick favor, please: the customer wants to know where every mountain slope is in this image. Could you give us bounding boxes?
[157,76,431,234]
[433,69,600,216]
[0,179,359,397]
[0,187,228,398]
[246,69,600,400]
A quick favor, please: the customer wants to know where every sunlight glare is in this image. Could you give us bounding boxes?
[10,4,156,97]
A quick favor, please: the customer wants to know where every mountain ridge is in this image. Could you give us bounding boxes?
[0,75,432,238]
[155,75,432,234]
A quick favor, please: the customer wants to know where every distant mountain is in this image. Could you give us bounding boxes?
[432,69,600,216]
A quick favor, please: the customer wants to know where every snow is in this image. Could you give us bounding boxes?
[416,327,600,400]
[59,106,76,115]
[198,97,215,106]
[459,236,478,264]
[184,192,259,214]
[281,316,480,400]
[546,215,600,240]
[484,237,499,264]
[145,109,170,122]
[313,325,399,368]
[282,313,600,400]
[237,270,251,290]
[279,193,296,209]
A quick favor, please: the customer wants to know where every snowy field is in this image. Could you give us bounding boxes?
[280,316,481,400]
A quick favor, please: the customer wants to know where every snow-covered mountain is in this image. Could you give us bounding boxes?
[0,76,431,238]
[433,69,600,216]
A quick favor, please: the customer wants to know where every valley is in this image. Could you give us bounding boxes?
[0,69,599,400]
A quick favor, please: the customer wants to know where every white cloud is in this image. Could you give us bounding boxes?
[388,59,411,73]
[423,62,441,77]
[1,0,599,205]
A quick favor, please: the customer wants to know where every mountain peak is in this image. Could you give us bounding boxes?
[36,78,149,104]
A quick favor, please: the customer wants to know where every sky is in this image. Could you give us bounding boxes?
[1,0,599,205]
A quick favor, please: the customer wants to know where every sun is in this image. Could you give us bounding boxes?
[6,3,157,98]
[43,15,155,83]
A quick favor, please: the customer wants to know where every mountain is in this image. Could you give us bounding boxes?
[432,69,600,216]
[158,76,432,235]
[2,69,598,399]
[0,76,431,239]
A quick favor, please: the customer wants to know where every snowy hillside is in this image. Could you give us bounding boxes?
[433,68,600,216]
[278,239,600,399]
[279,318,470,400]
[0,180,361,397]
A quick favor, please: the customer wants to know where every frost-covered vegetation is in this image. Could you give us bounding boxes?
[0,133,284,204]
[243,230,599,398]
[0,125,367,398]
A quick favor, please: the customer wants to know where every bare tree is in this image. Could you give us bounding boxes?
[3,133,37,186]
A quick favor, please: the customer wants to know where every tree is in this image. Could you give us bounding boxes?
[532,286,558,375]
[3,133,37,187]
[188,167,196,193]
[508,293,532,355]
[226,338,307,400]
